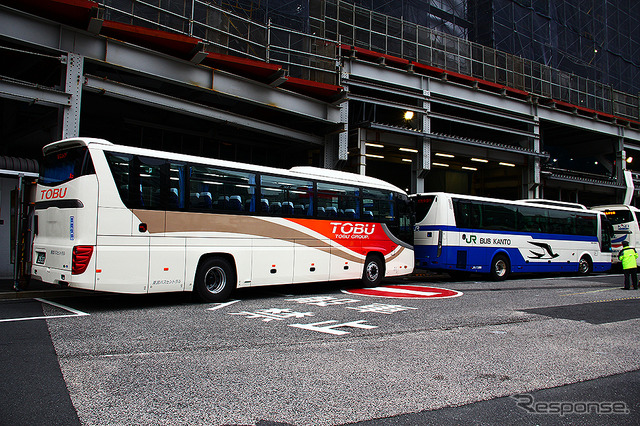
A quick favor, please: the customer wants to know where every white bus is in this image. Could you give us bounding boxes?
[591,204,640,266]
[412,192,613,280]
[31,138,414,301]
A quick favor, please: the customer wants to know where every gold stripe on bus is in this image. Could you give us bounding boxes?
[133,210,367,264]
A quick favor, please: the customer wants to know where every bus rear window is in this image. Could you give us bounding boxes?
[603,209,633,225]
[40,147,94,186]
[414,196,435,223]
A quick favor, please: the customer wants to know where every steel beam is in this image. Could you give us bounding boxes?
[0,78,70,107]
[346,59,640,144]
[0,6,340,125]
[83,75,323,144]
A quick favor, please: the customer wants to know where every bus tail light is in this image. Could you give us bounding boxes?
[72,245,94,275]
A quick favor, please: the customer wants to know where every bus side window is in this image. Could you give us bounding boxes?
[138,156,164,209]
[453,199,471,228]
[362,188,393,223]
[260,175,313,217]
[105,152,134,207]
[168,163,186,210]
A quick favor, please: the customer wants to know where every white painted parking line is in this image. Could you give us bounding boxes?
[0,298,89,323]
[206,300,241,311]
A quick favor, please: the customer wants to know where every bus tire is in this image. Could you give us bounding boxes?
[578,255,592,276]
[194,257,236,302]
[362,254,385,287]
[489,254,510,281]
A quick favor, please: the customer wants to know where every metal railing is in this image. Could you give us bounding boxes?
[329,0,638,120]
[98,0,639,120]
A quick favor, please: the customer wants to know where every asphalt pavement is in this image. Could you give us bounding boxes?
[1,273,639,425]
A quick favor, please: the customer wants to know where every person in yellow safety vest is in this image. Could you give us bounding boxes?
[618,241,638,290]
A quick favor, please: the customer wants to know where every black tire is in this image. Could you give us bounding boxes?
[194,257,236,302]
[489,254,510,281]
[578,255,592,276]
[362,254,385,287]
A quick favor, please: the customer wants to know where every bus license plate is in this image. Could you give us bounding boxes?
[36,252,46,264]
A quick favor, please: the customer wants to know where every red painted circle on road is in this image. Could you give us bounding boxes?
[342,285,463,299]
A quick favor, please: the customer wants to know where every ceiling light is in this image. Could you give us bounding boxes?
[462,166,477,171]
[399,148,419,153]
[435,153,454,158]
[365,153,384,159]
[433,162,449,167]
[402,158,412,163]
[627,157,634,164]
[499,162,515,167]
[365,142,384,148]
[471,158,488,163]
[404,111,414,120]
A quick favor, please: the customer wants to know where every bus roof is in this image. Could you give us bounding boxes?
[592,204,640,211]
[412,192,600,214]
[42,138,113,155]
[43,138,405,193]
[520,199,587,209]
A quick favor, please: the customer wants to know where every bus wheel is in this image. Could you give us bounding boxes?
[578,256,592,276]
[489,254,510,281]
[194,257,236,302]
[362,254,385,287]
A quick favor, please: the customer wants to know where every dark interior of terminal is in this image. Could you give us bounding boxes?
[0,0,639,281]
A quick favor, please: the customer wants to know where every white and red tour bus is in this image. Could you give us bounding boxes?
[31,138,414,301]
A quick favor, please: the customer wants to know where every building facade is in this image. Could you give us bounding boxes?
[0,0,640,278]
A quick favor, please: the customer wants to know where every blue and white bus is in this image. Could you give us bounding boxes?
[412,193,613,280]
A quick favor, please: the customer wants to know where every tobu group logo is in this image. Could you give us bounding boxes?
[41,187,68,200]
[330,222,375,239]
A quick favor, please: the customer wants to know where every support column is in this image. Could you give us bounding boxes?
[61,53,84,139]
[525,112,541,199]
[358,128,366,175]
[618,130,635,204]
[412,137,430,194]
[412,79,431,194]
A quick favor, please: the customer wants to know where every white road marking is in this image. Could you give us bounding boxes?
[363,286,440,297]
[206,299,241,311]
[0,298,89,323]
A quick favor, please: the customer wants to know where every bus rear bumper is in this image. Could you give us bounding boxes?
[31,266,95,290]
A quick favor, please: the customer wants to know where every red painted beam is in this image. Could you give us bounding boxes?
[281,76,344,103]
[203,52,283,84]
[0,0,99,28]
[101,21,202,60]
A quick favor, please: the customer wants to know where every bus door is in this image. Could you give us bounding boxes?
[96,152,151,294]
[600,215,613,253]
[147,161,187,294]
[452,199,476,269]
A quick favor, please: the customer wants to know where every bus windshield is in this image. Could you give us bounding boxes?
[40,147,94,186]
